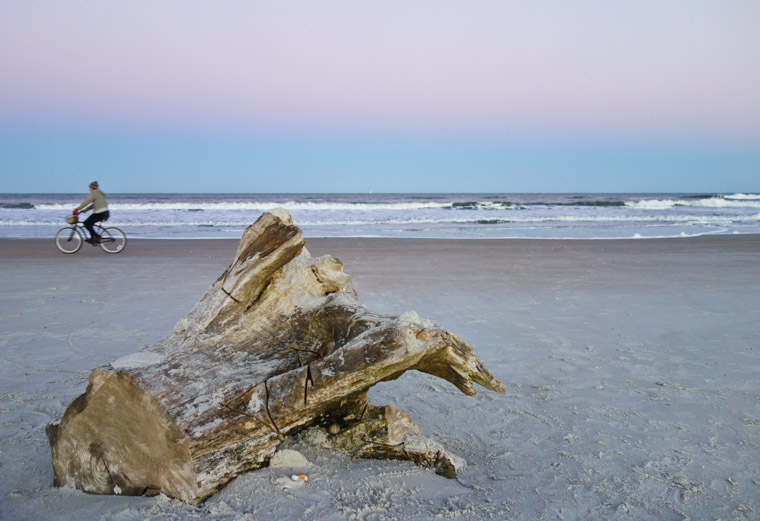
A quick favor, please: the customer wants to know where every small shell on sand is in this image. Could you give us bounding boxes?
[290,473,308,482]
[328,423,341,435]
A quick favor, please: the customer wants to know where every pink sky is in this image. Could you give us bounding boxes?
[1,1,759,141]
[1,2,759,193]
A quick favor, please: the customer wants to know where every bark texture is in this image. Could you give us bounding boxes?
[47,209,505,504]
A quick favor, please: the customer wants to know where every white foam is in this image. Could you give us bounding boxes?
[3,212,760,229]
[33,201,453,212]
[4,193,760,241]
[626,197,760,210]
[626,199,680,210]
[724,193,760,200]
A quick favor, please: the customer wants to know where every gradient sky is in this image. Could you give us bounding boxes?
[1,1,759,193]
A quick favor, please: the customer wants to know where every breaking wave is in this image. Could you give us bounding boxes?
[4,213,758,228]
[626,195,760,210]
[2,193,759,239]
[31,201,453,212]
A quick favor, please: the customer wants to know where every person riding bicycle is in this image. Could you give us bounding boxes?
[74,181,110,244]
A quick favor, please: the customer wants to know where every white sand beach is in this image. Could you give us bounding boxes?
[1,236,758,520]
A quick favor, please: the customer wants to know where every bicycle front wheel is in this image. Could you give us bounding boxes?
[99,227,127,254]
[55,227,83,254]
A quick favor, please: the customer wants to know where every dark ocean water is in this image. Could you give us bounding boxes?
[1,192,759,239]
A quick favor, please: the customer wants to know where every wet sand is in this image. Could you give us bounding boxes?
[1,236,759,520]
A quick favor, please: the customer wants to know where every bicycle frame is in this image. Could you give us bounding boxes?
[55,214,127,254]
[67,220,108,237]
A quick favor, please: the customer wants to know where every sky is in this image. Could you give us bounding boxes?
[1,1,759,193]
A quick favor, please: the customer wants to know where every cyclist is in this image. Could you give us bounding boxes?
[74,181,110,244]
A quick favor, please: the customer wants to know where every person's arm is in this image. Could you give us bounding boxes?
[75,193,95,212]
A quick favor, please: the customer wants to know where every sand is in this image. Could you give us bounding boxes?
[1,236,758,520]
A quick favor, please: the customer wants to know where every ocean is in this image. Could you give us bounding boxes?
[1,193,759,240]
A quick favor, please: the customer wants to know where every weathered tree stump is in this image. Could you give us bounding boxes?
[47,209,505,504]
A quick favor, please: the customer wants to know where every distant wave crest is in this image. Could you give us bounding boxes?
[33,201,453,212]
[6,213,759,228]
[2,193,758,239]
[25,196,759,213]
[626,196,760,210]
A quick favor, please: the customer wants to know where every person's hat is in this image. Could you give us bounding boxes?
[89,181,99,189]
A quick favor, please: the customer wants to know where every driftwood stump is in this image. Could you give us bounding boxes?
[46,209,505,504]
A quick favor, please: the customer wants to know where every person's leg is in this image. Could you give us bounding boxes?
[84,214,97,239]
[84,212,108,241]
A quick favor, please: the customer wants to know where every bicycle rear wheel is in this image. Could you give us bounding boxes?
[99,227,127,253]
[55,227,83,254]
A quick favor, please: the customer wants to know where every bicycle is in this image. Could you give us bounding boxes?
[54,214,127,254]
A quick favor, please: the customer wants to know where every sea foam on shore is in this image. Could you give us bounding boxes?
[1,192,759,240]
